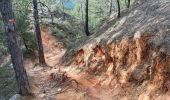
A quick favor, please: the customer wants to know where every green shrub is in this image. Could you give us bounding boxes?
[15,11,37,52]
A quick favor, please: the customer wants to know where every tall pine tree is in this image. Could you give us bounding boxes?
[32,0,46,64]
[0,0,31,95]
[84,0,90,36]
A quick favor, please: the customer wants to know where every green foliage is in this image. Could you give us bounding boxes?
[0,33,8,57]
[0,0,135,53]
[14,6,37,51]
[0,62,18,99]
[15,13,29,34]
[22,32,37,51]
[0,18,8,57]
[52,27,64,37]
[49,0,134,34]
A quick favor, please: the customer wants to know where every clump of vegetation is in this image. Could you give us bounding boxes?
[0,34,8,57]
[15,11,37,53]
[0,62,18,99]
[0,20,8,58]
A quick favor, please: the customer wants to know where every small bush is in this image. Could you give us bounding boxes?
[0,62,18,99]
[15,11,37,52]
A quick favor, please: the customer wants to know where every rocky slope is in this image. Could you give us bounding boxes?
[62,0,170,99]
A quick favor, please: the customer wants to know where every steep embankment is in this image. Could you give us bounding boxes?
[62,0,170,99]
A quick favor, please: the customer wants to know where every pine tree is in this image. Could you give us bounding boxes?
[84,0,90,36]
[109,0,113,16]
[125,0,130,8]
[117,0,121,18]
[32,0,46,64]
[0,0,31,95]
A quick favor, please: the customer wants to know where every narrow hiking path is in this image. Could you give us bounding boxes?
[24,26,67,99]
[24,26,119,100]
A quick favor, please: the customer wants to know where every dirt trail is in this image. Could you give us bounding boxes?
[24,27,116,100]
[24,26,66,99]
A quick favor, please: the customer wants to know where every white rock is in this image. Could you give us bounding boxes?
[9,63,13,69]
[9,94,21,100]
[134,31,141,39]
[57,88,62,92]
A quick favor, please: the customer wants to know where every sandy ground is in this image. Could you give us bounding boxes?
[23,27,119,100]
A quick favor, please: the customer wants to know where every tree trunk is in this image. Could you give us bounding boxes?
[0,0,31,95]
[62,1,65,21]
[125,0,130,8]
[32,0,46,64]
[81,3,84,22]
[23,38,29,51]
[84,0,90,36]
[109,0,113,16]
[117,0,121,18]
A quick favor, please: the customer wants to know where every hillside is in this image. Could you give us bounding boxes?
[61,0,170,99]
